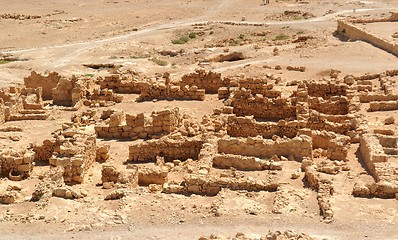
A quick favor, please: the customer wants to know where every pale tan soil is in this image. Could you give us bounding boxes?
[0,0,398,239]
[360,21,398,40]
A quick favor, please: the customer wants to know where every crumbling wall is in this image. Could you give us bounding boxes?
[305,81,347,99]
[312,130,350,161]
[179,70,226,94]
[52,76,80,107]
[226,115,301,138]
[304,166,334,222]
[358,93,398,103]
[138,165,169,186]
[24,71,61,100]
[163,174,279,196]
[95,108,181,139]
[48,128,97,183]
[139,82,205,101]
[0,99,5,124]
[0,87,24,121]
[358,133,398,198]
[52,75,103,107]
[308,96,349,115]
[368,100,398,111]
[21,87,44,110]
[129,136,204,162]
[97,74,142,94]
[33,139,57,162]
[237,78,267,94]
[237,78,281,98]
[307,110,352,135]
[218,135,312,161]
[101,165,138,186]
[213,153,282,171]
[0,148,35,179]
[0,87,49,121]
[360,134,386,181]
[88,87,123,104]
[230,89,297,120]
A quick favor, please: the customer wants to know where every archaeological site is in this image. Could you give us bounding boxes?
[0,0,397,239]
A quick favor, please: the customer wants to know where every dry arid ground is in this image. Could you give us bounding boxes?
[0,0,398,239]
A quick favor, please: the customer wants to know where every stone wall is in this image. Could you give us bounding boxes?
[33,138,58,162]
[304,166,334,222]
[48,128,97,183]
[368,101,398,111]
[358,133,398,198]
[337,18,398,57]
[139,82,205,101]
[230,89,297,120]
[179,70,226,94]
[101,165,138,185]
[358,93,398,103]
[305,81,347,99]
[95,108,181,139]
[0,99,5,123]
[307,110,353,135]
[24,71,61,100]
[52,76,81,107]
[129,136,204,162]
[226,115,301,138]
[97,74,142,94]
[17,87,43,110]
[88,88,124,104]
[312,130,350,161]
[0,148,35,179]
[308,96,349,115]
[218,135,312,161]
[213,153,282,171]
[0,87,49,121]
[163,174,279,196]
[237,78,281,98]
[138,165,169,186]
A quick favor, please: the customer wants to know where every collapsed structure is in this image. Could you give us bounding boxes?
[0,67,397,224]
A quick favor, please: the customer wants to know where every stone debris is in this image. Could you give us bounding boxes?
[0,185,22,204]
[53,187,87,199]
[198,230,314,240]
[104,189,129,200]
[96,144,110,162]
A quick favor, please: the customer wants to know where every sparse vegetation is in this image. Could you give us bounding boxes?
[172,35,190,44]
[188,32,197,39]
[297,30,304,35]
[0,59,12,64]
[84,73,94,77]
[273,33,290,41]
[172,32,197,44]
[231,34,247,46]
[130,54,150,59]
[150,58,168,66]
[293,15,303,21]
[233,39,242,45]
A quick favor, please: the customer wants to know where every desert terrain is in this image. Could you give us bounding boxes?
[0,0,397,239]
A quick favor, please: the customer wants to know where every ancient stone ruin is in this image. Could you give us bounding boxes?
[0,67,397,230]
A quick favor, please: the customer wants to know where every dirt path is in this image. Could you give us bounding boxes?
[3,5,397,71]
